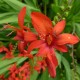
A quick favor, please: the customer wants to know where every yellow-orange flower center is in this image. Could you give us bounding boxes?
[46,35,53,45]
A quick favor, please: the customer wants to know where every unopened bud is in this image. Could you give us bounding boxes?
[60,6,65,11]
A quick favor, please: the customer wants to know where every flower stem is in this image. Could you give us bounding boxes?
[71,23,76,80]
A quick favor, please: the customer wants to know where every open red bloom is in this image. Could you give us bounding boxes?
[14,7,37,43]
[26,12,79,77]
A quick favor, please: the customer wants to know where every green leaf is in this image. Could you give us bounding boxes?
[33,0,37,6]
[75,23,80,37]
[67,0,80,22]
[61,56,72,80]
[76,43,80,58]
[42,0,49,4]
[0,57,20,69]
[56,52,62,66]
[3,0,39,11]
[51,4,60,14]
[54,0,59,6]
[0,15,17,24]
[69,0,80,15]
[40,69,49,80]
[0,0,40,24]
[0,65,10,74]
[17,57,27,65]
[24,0,37,8]
[0,12,15,18]
[76,64,80,75]
[30,70,38,80]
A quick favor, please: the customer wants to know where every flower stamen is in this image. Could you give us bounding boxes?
[46,35,53,45]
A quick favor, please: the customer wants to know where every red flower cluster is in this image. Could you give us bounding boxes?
[0,7,79,79]
[8,62,30,80]
[0,63,30,80]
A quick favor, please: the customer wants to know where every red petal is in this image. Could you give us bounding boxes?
[14,30,24,41]
[18,7,26,28]
[27,40,43,54]
[18,41,25,52]
[24,32,37,42]
[53,45,68,52]
[36,43,49,57]
[56,33,79,45]
[31,12,53,38]
[53,20,66,35]
[46,54,57,78]
[50,48,58,67]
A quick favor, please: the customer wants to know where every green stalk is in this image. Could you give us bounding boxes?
[71,23,76,80]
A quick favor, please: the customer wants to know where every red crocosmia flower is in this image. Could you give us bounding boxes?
[14,7,37,43]
[5,7,37,43]
[0,43,14,59]
[26,12,79,77]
